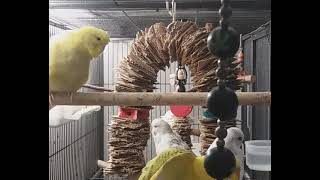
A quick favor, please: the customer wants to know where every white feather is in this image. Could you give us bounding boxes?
[49,105,101,127]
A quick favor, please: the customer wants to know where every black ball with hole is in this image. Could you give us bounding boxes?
[204,147,236,179]
[207,26,239,58]
[206,86,238,121]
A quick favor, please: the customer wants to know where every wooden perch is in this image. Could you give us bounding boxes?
[49,92,271,106]
[191,128,201,136]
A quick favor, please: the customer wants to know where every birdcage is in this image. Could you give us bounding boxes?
[49,1,271,180]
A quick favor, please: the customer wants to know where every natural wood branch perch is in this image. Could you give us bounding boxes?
[49,92,271,106]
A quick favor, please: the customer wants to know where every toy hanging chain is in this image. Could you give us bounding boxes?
[204,0,240,180]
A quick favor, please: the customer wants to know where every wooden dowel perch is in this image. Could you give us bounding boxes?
[50,92,271,106]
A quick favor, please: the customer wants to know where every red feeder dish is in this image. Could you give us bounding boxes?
[170,105,193,117]
[118,107,150,120]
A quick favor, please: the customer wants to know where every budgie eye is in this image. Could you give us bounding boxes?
[238,137,242,141]
[96,37,101,41]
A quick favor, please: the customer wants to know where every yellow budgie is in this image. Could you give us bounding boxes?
[139,148,240,180]
[49,26,110,107]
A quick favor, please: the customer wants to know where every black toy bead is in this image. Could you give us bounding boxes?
[216,139,225,148]
[206,86,239,121]
[215,126,227,139]
[215,68,227,78]
[219,6,232,19]
[205,1,239,179]
[204,147,236,179]
[207,26,239,58]
[217,80,226,87]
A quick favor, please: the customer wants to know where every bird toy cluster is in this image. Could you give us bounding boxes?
[104,0,244,178]
[204,0,241,179]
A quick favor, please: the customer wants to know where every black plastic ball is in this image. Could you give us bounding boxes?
[219,6,232,19]
[216,139,225,148]
[215,127,227,139]
[207,26,239,58]
[206,86,238,121]
[204,147,236,179]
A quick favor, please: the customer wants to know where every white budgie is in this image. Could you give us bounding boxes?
[151,118,190,155]
[207,127,245,180]
[49,105,101,127]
